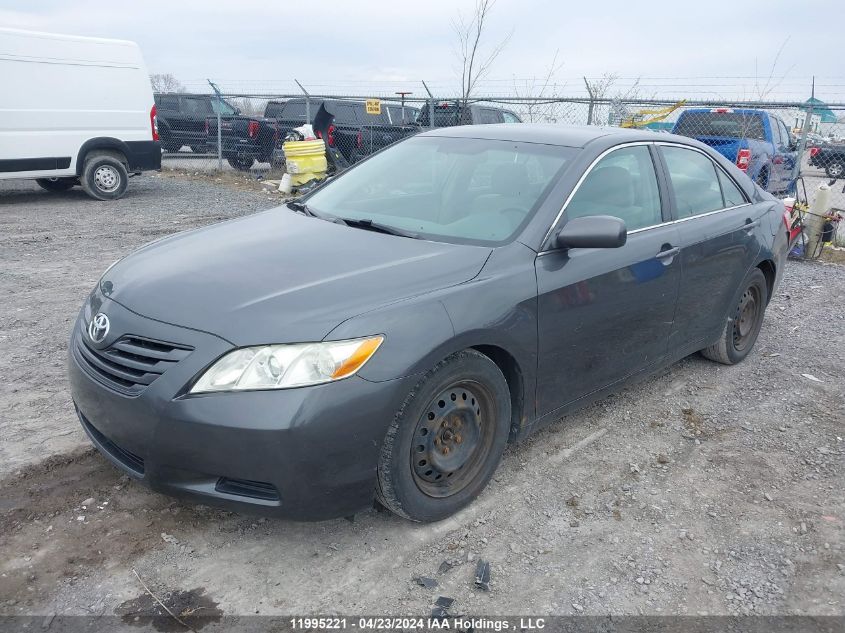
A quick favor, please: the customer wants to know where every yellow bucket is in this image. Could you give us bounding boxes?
[283,139,328,186]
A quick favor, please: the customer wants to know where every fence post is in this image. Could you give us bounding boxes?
[422,80,434,130]
[295,79,311,123]
[207,79,223,171]
[791,102,815,185]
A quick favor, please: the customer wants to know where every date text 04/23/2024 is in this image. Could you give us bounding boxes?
[289,617,546,630]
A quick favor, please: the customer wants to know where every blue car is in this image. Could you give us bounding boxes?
[673,108,798,194]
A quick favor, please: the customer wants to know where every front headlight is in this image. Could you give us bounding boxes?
[189,336,384,393]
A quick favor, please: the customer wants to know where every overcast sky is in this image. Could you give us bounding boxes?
[0,0,839,101]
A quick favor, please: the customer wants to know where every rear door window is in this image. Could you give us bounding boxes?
[716,169,748,207]
[661,146,729,218]
[502,110,522,123]
[182,97,213,116]
[281,100,324,121]
[479,109,503,124]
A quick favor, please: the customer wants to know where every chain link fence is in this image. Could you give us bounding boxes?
[155,88,845,247]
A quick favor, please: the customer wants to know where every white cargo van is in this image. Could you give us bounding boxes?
[0,28,160,200]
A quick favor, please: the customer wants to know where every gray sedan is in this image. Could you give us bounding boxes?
[69,124,789,522]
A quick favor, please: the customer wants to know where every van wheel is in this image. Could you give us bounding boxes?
[227,156,255,171]
[36,177,76,192]
[376,350,511,522]
[80,152,129,201]
[701,268,768,365]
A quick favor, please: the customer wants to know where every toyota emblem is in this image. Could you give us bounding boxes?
[88,313,110,343]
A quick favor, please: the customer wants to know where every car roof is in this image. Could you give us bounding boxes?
[420,123,689,149]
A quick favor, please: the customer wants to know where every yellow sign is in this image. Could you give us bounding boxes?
[365,99,381,115]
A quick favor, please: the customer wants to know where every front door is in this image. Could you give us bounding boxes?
[535,144,681,416]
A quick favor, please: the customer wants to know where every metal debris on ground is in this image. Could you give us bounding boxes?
[437,560,454,575]
[474,559,491,591]
[413,576,438,589]
[431,596,454,619]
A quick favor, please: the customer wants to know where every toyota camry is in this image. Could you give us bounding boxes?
[69,124,789,522]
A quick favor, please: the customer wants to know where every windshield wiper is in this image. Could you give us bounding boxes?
[285,200,321,218]
[339,218,420,239]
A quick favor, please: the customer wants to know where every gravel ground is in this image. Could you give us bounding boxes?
[0,175,843,622]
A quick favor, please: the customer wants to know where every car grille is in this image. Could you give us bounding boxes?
[74,329,193,396]
[77,409,145,475]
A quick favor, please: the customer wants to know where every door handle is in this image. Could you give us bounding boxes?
[655,246,680,259]
[743,219,761,232]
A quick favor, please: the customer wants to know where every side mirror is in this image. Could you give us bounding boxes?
[553,215,627,250]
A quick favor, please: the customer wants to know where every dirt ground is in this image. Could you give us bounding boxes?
[0,175,843,623]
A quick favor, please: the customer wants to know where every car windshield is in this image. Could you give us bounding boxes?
[306,136,575,245]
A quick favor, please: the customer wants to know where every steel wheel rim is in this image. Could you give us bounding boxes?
[94,165,120,192]
[733,285,761,352]
[830,163,844,178]
[410,381,495,498]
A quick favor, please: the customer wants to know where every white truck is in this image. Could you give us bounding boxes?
[0,28,160,200]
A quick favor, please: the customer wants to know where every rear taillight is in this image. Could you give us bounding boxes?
[736,148,751,172]
[809,146,820,157]
[248,120,260,139]
[327,124,336,147]
[150,104,159,141]
[356,131,363,149]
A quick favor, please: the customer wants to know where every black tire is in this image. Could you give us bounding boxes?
[80,152,129,201]
[227,156,255,171]
[825,160,844,180]
[701,268,768,365]
[376,350,511,522]
[35,177,76,192]
[190,144,208,154]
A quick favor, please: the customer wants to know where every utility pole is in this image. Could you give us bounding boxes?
[395,91,413,123]
[207,79,223,171]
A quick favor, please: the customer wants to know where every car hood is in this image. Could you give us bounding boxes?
[101,209,491,346]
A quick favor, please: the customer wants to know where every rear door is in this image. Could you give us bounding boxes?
[179,96,213,142]
[656,143,763,355]
[535,143,681,415]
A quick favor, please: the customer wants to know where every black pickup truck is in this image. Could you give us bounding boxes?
[154,93,240,153]
[209,98,420,170]
[809,143,845,179]
[415,101,523,127]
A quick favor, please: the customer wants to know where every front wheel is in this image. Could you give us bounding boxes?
[376,350,511,522]
[36,177,76,192]
[701,268,768,365]
[227,156,255,171]
[825,160,844,179]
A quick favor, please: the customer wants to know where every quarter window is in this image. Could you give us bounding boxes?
[660,146,726,218]
[716,169,747,207]
[565,145,663,232]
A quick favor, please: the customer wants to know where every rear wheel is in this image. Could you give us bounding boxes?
[80,152,129,201]
[35,177,76,192]
[701,268,768,365]
[376,350,511,522]
[190,144,208,154]
[227,156,255,171]
[826,160,844,179]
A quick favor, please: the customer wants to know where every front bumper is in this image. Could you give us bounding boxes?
[68,296,411,520]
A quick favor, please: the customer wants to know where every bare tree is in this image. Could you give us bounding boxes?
[454,0,511,114]
[513,49,565,123]
[149,73,185,93]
